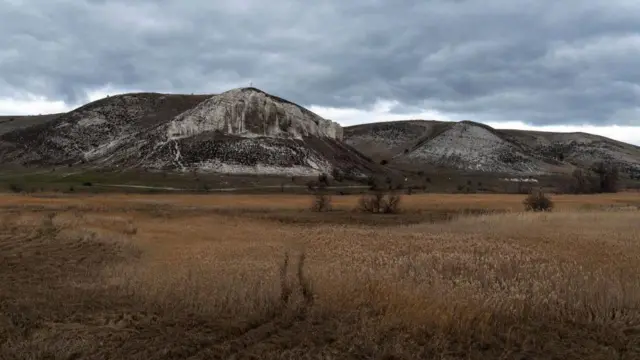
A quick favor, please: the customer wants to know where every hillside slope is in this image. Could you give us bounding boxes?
[0,114,63,135]
[5,94,637,178]
[344,120,640,176]
[0,88,380,176]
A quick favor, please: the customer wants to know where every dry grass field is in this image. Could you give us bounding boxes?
[1,192,640,359]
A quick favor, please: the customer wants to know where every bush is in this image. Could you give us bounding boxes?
[310,186,332,212]
[569,169,593,194]
[592,162,619,193]
[569,163,620,194]
[318,173,329,186]
[9,183,23,193]
[311,192,332,212]
[357,192,401,214]
[523,190,554,212]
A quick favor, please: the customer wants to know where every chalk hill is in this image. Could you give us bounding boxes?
[3,91,638,178]
[0,88,379,177]
[344,120,640,176]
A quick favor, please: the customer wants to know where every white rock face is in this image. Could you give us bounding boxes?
[77,117,107,127]
[409,122,541,173]
[167,88,343,141]
[0,89,374,177]
[193,160,331,176]
[501,178,539,183]
[505,130,640,174]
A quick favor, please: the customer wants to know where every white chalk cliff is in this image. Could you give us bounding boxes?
[0,87,380,176]
[167,88,343,141]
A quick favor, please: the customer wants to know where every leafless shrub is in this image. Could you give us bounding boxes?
[311,191,332,212]
[358,192,384,213]
[358,192,402,214]
[384,193,401,213]
[569,163,620,194]
[570,169,593,194]
[523,189,554,212]
[310,180,332,212]
[318,172,330,186]
[592,161,620,193]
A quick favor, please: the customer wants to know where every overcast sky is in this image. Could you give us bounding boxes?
[2,0,640,144]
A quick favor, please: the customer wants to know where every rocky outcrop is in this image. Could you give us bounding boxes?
[6,88,638,177]
[344,120,640,175]
[0,93,211,165]
[167,88,342,141]
[145,88,351,175]
[406,122,542,174]
[0,88,376,177]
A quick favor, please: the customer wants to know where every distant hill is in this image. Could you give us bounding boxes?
[0,88,382,177]
[2,91,638,179]
[344,120,640,176]
[0,114,63,135]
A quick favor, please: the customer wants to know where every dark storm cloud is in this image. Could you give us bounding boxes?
[1,0,640,125]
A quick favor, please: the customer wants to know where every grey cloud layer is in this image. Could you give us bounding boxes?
[1,0,640,125]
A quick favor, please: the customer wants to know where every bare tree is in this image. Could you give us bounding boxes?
[592,162,619,193]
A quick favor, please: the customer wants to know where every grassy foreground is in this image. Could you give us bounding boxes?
[1,192,640,359]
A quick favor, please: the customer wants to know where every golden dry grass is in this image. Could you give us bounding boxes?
[1,192,640,359]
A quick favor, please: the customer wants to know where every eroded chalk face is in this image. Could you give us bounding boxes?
[154,88,353,175]
[0,87,373,177]
[167,88,343,141]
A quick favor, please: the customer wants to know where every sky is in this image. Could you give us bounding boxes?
[1,0,640,145]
